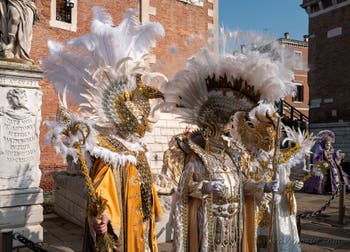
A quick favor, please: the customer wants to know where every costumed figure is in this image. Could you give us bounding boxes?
[304,130,350,194]
[43,7,166,251]
[159,45,301,251]
[0,0,39,63]
[231,104,315,251]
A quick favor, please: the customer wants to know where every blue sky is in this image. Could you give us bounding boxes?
[219,1,309,41]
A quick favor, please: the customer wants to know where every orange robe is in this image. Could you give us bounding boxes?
[90,158,163,251]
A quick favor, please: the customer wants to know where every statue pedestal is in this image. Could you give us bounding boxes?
[0,61,43,246]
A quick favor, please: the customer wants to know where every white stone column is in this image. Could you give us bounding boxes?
[0,61,43,247]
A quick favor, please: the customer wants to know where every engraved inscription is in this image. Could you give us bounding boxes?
[2,117,37,163]
[0,77,39,88]
[0,89,39,164]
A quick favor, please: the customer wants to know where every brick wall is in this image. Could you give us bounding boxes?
[307,4,350,123]
[283,44,309,117]
[150,0,215,78]
[29,0,216,191]
[142,0,216,172]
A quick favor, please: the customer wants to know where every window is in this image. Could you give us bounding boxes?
[294,51,303,70]
[321,0,333,8]
[292,84,304,102]
[56,0,73,23]
[294,51,302,57]
[50,0,77,32]
[179,0,204,7]
[310,3,320,13]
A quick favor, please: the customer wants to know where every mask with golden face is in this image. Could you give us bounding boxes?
[232,111,277,153]
[112,79,164,138]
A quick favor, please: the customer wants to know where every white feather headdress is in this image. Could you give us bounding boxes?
[43,7,166,165]
[160,46,297,128]
[42,7,165,135]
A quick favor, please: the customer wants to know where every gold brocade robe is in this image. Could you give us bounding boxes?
[88,158,163,251]
[172,138,260,252]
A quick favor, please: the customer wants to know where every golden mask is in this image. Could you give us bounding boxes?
[235,112,276,152]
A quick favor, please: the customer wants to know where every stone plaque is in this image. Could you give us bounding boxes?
[0,87,42,189]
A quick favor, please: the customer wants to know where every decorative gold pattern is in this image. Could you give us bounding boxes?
[281,183,297,215]
[136,151,154,221]
[279,143,301,164]
[56,104,91,145]
[235,112,277,153]
[205,75,261,104]
[187,134,243,250]
[76,146,118,251]
[106,77,163,138]
[96,135,154,221]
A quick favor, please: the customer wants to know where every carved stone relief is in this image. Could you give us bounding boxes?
[0,87,42,189]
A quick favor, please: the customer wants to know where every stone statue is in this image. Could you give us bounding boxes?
[0,0,39,64]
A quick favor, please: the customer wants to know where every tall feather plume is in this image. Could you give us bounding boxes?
[42,7,165,130]
[160,42,298,126]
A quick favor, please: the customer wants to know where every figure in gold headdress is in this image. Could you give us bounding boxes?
[231,104,314,252]
[159,45,305,251]
[43,7,166,251]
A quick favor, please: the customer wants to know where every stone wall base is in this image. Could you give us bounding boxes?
[0,188,43,247]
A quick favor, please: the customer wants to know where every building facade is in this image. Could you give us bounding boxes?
[301,0,350,159]
[30,0,218,191]
[279,32,309,118]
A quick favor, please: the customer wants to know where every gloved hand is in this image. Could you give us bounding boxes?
[292,180,304,191]
[91,214,109,234]
[203,179,226,196]
[264,179,279,193]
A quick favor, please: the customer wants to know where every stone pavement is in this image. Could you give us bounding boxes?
[295,192,350,252]
[14,192,350,252]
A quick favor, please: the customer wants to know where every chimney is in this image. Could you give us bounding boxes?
[303,35,309,42]
[240,44,246,53]
[284,32,290,39]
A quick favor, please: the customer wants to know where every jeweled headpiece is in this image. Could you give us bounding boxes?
[317,130,335,144]
[43,7,166,137]
[160,48,297,135]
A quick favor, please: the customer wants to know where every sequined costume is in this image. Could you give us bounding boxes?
[231,105,314,252]
[159,44,303,251]
[43,7,165,251]
[172,133,249,251]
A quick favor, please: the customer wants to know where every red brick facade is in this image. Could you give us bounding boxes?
[29,0,216,191]
[150,0,214,78]
[279,33,309,118]
[301,1,350,123]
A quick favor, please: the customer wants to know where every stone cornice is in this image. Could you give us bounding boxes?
[278,38,308,48]
[301,0,350,18]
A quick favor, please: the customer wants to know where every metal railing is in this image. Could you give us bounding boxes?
[0,231,48,252]
[277,100,309,131]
